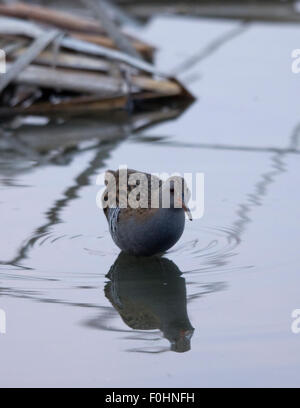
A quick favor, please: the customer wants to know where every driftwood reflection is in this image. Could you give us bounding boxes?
[136,122,300,254]
[0,102,189,266]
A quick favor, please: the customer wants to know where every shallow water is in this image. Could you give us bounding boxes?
[0,16,300,387]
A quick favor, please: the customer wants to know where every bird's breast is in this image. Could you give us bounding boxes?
[107,207,185,256]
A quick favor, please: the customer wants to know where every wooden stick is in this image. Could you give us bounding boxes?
[0,29,60,93]
[0,16,167,76]
[61,35,166,76]
[80,0,141,59]
[0,16,51,38]
[132,75,181,95]
[70,31,154,56]
[6,63,124,95]
[99,0,141,27]
[12,48,112,72]
[0,2,105,34]
[6,62,181,95]
[0,2,151,50]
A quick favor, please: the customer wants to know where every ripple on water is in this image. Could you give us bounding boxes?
[28,230,119,257]
[16,223,246,277]
[167,224,247,274]
[0,223,251,354]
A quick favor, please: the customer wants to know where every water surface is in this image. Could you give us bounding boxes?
[0,16,300,387]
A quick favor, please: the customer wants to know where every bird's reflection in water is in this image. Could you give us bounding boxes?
[105,253,194,353]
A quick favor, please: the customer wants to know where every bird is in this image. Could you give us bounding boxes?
[102,168,192,256]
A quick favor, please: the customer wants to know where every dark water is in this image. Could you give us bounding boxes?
[0,16,300,387]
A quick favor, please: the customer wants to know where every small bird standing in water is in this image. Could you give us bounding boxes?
[102,168,192,256]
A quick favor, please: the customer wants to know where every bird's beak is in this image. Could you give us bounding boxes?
[183,203,193,221]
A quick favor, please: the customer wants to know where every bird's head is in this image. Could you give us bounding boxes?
[161,176,192,221]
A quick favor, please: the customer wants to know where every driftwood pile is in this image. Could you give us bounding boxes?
[0,1,193,118]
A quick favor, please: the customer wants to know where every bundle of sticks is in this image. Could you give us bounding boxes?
[0,1,193,117]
